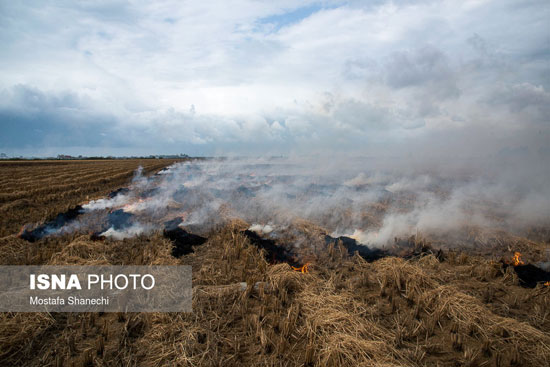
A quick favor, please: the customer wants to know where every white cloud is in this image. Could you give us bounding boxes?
[0,0,548,158]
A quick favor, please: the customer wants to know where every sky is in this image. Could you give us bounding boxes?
[0,0,549,158]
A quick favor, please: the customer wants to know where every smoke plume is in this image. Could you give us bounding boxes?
[40,154,550,251]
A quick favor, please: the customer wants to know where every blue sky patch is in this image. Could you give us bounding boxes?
[258,4,327,32]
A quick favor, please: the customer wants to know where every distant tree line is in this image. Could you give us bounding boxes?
[0,153,194,160]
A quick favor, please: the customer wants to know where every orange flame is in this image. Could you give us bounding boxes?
[544,281,550,287]
[511,252,524,266]
[17,225,26,237]
[291,263,310,273]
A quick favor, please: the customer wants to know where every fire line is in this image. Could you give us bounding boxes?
[291,263,310,273]
[511,252,524,266]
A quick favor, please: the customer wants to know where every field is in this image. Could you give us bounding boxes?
[0,160,549,367]
[0,160,181,238]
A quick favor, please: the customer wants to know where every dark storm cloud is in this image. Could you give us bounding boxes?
[0,85,116,149]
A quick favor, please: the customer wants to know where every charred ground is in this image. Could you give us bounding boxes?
[0,160,182,238]
[0,160,549,367]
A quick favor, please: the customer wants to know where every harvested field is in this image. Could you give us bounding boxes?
[0,160,549,367]
[0,160,181,238]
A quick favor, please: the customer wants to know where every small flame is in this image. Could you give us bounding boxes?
[122,198,145,213]
[511,252,524,266]
[544,281,550,287]
[17,225,26,237]
[291,263,310,273]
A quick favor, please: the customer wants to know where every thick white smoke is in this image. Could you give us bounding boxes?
[63,155,550,248]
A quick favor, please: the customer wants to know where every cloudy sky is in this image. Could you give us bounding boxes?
[0,0,548,157]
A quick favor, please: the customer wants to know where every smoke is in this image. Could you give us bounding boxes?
[83,195,130,211]
[45,154,550,249]
[100,224,148,240]
[249,224,275,236]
